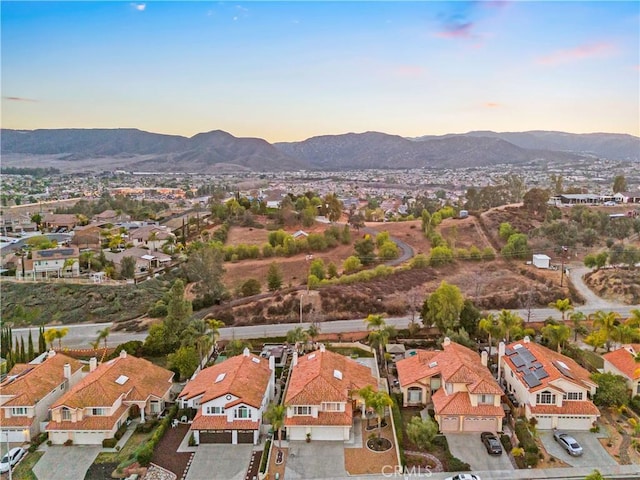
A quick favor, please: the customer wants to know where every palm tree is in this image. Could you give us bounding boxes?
[359,387,393,446]
[497,310,523,343]
[627,309,640,328]
[306,323,320,348]
[206,318,225,346]
[365,314,386,330]
[569,311,587,342]
[478,314,500,352]
[265,403,287,451]
[368,325,396,371]
[225,338,252,357]
[591,310,621,352]
[286,327,309,354]
[96,327,110,350]
[541,324,571,353]
[549,298,574,321]
[611,324,640,346]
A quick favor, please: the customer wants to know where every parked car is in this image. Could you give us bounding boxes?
[553,431,583,456]
[0,447,26,473]
[480,432,503,455]
[444,475,481,480]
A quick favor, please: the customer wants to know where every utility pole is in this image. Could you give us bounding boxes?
[560,246,568,287]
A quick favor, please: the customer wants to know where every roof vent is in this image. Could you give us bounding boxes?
[333,369,343,380]
[115,375,129,385]
[513,343,523,350]
[428,361,438,368]
[215,373,226,383]
[556,360,570,370]
[251,357,260,364]
[308,354,316,360]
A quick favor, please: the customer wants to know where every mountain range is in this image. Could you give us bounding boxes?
[2,128,638,172]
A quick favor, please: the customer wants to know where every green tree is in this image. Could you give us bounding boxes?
[479,314,502,354]
[323,193,343,222]
[309,258,326,280]
[406,416,439,451]
[286,327,309,353]
[306,323,320,344]
[27,329,35,361]
[342,255,362,274]
[359,388,393,445]
[497,310,523,343]
[365,314,396,369]
[429,246,454,266]
[225,339,252,357]
[592,372,629,407]
[38,326,46,353]
[501,233,531,260]
[612,175,627,193]
[168,346,199,380]
[459,300,480,336]
[569,311,587,342]
[354,235,376,265]
[378,241,399,260]
[522,188,549,216]
[424,281,464,332]
[240,278,261,297]
[120,256,136,279]
[499,222,517,241]
[96,327,110,350]
[265,403,287,451]
[184,246,227,303]
[267,262,283,291]
[548,298,573,321]
[541,324,571,353]
[327,262,339,279]
[591,310,621,352]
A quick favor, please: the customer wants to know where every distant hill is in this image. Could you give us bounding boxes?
[414,130,640,162]
[2,127,637,172]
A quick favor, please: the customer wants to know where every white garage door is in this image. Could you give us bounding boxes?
[440,416,459,432]
[557,416,592,431]
[462,417,497,432]
[535,415,553,429]
[286,427,307,441]
[311,427,345,441]
[4,430,28,442]
[74,431,104,445]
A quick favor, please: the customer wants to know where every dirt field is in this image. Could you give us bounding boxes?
[439,216,493,250]
[364,220,432,255]
[584,268,640,305]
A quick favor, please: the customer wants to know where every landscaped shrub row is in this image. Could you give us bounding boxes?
[259,439,271,473]
[135,405,178,467]
[390,394,405,467]
[431,436,470,471]
[514,419,539,467]
[500,434,513,452]
[135,418,160,433]
[29,432,48,452]
[630,396,640,416]
[102,438,118,448]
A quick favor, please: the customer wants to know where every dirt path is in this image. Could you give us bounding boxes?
[567,265,626,309]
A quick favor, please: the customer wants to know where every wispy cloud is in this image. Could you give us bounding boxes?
[435,23,474,39]
[537,42,616,66]
[3,96,37,102]
[484,102,501,108]
[130,3,146,12]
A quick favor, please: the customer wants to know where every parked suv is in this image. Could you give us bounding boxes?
[480,432,503,455]
[553,431,583,456]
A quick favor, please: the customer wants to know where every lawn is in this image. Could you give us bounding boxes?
[11,451,44,480]
[93,432,152,465]
[327,346,374,358]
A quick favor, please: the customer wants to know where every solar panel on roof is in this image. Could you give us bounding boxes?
[505,348,516,356]
[523,373,542,388]
[531,362,543,369]
[534,368,549,380]
[519,350,536,363]
[552,360,575,379]
[512,355,526,367]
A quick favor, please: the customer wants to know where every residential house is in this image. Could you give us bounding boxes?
[91,209,131,225]
[104,247,171,276]
[128,225,175,251]
[47,351,174,445]
[17,246,80,279]
[0,351,84,442]
[284,345,378,441]
[42,213,78,232]
[397,338,504,432]
[498,337,599,430]
[613,192,640,204]
[262,189,286,209]
[178,349,275,445]
[603,344,640,397]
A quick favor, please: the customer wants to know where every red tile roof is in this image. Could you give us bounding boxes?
[0,353,83,407]
[397,342,502,395]
[502,341,596,393]
[47,404,129,431]
[285,349,377,406]
[530,401,600,416]
[190,411,259,430]
[285,403,353,427]
[603,344,640,380]
[0,412,36,428]
[52,352,173,409]
[432,390,504,417]
[178,353,272,408]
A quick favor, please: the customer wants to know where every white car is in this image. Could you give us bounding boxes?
[0,447,26,473]
[444,475,481,480]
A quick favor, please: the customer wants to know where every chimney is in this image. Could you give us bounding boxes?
[119,349,127,359]
[497,341,506,382]
[243,347,250,357]
[48,349,56,358]
[63,363,71,380]
[268,355,275,371]
[443,337,451,347]
[319,343,326,352]
[89,357,97,372]
[292,351,298,367]
[481,350,488,367]
[523,336,531,344]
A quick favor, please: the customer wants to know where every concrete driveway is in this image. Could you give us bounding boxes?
[285,441,347,479]
[446,433,514,472]
[539,431,617,467]
[185,444,253,480]
[33,446,101,480]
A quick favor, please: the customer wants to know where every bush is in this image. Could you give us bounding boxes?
[524,451,539,467]
[188,432,196,447]
[259,439,271,473]
[102,438,118,448]
[114,422,128,440]
[500,434,513,452]
[64,439,73,446]
[135,419,159,433]
[136,444,154,467]
[514,419,538,455]
[630,396,640,416]
[432,435,470,471]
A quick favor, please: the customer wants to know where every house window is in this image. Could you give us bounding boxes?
[62,408,71,421]
[322,402,341,412]
[536,391,556,404]
[150,402,161,414]
[91,408,107,416]
[205,406,225,415]
[293,406,311,416]
[407,387,422,403]
[234,406,251,419]
[11,407,27,416]
[478,394,494,405]
[563,392,583,401]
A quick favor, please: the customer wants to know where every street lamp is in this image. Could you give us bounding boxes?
[560,246,569,287]
[299,293,304,324]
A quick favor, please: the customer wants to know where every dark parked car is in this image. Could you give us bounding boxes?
[553,431,583,456]
[480,432,503,455]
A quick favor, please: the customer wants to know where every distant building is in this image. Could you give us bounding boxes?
[532,254,551,269]
[17,246,80,279]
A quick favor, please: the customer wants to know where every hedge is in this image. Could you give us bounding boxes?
[630,396,640,416]
[390,394,405,467]
[514,419,539,467]
[259,439,271,473]
[500,434,513,452]
[432,435,471,472]
[135,404,178,467]
[102,438,118,448]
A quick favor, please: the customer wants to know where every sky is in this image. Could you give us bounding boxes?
[1,1,639,142]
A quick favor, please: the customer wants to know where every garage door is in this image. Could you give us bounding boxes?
[74,431,104,445]
[4,430,28,443]
[440,416,459,432]
[557,416,592,430]
[462,417,497,432]
[535,415,553,429]
[311,427,344,441]
[199,430,232,443]
[237,430,255,444]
